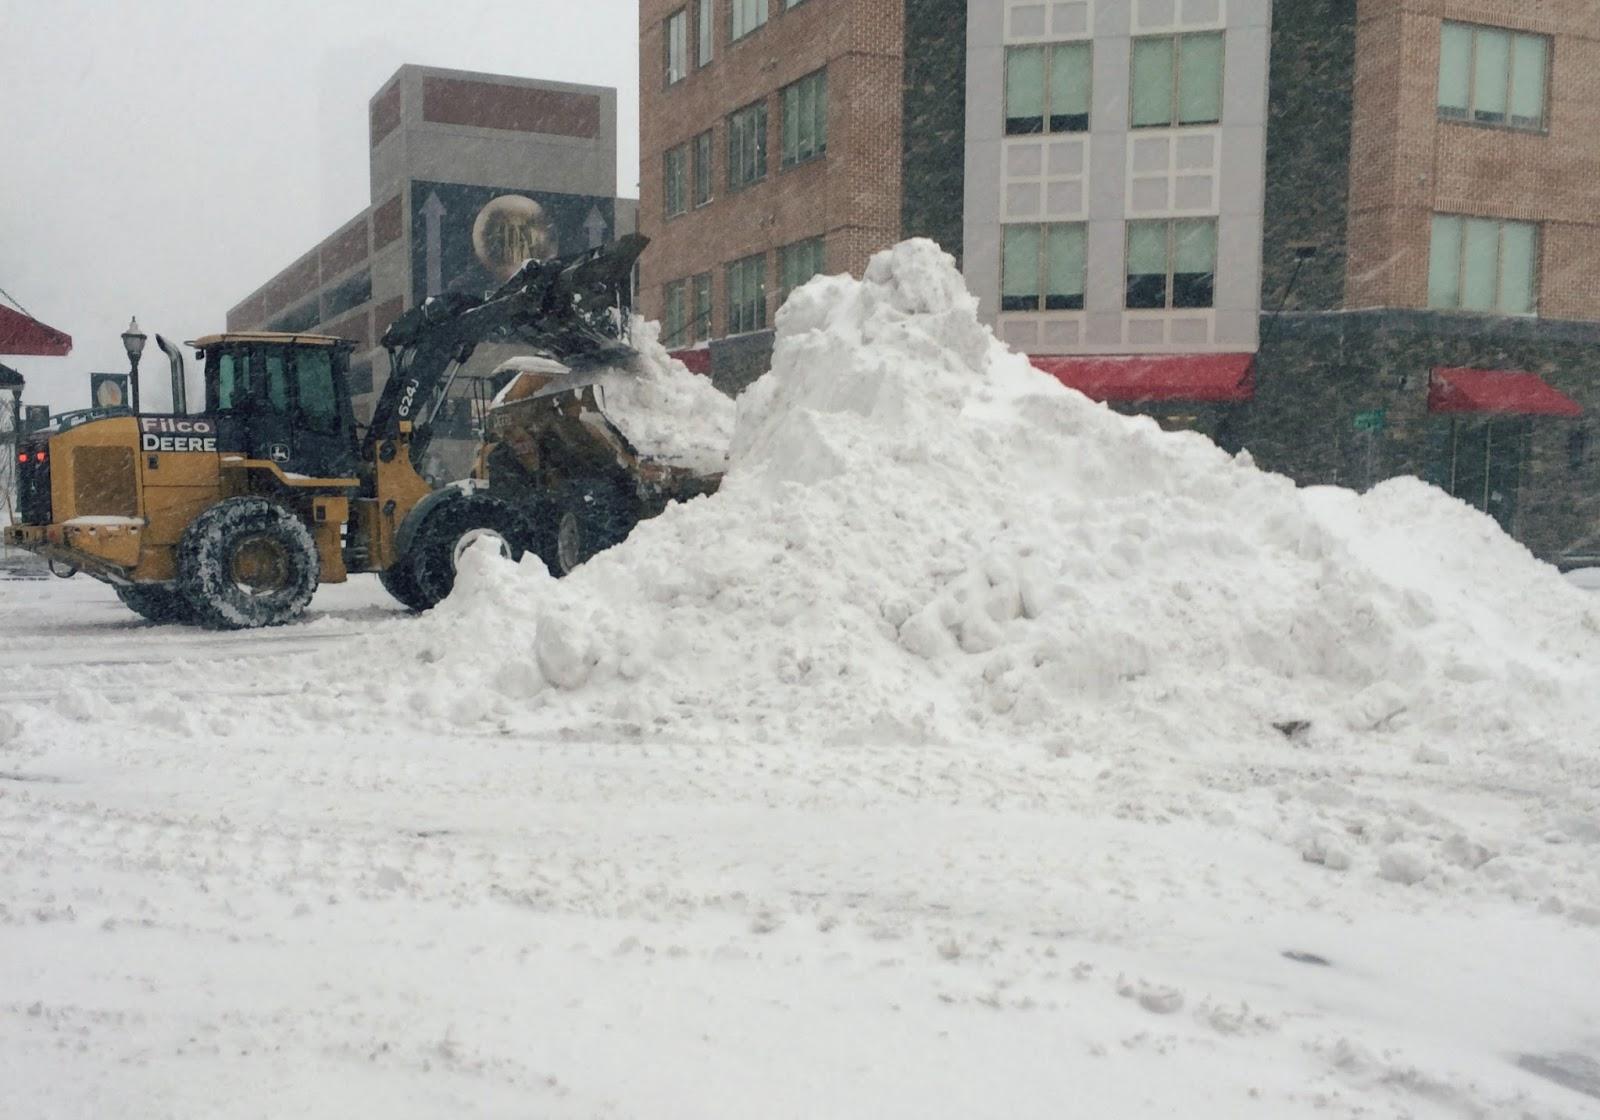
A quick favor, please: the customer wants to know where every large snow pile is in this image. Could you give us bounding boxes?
[315,237,1598,916]
[402,240,1598,749]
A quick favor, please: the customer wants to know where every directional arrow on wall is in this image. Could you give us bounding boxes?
[583,205,608,249]
[421,190,447,297]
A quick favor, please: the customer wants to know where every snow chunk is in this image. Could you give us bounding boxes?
[1378,845,1432,886]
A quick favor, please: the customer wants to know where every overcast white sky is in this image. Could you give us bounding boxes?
[0,0,640,412]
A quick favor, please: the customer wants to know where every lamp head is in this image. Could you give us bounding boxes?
[121,316,147,359]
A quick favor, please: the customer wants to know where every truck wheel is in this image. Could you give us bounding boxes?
[378,561,432,612]
[534,481,641,577]
[114,583,195,625]
[176,497,320,630]
[407,494,532,609]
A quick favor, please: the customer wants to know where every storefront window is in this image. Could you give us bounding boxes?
[1441,418,1529,531]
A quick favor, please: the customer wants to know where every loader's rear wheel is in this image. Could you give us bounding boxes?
[533,481,641,577]
[405,494,532,610]
[114,583,196,625]
[177,497,320,630]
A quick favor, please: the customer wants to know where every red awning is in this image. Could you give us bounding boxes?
[1031,353,1255,403]
[670,347,712,376]
[1428,367,1581,417]
[0,305,72,357]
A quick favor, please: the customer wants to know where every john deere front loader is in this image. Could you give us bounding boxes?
[4,234,678,629]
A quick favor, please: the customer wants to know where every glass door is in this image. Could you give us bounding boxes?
[1445,417,1528,532]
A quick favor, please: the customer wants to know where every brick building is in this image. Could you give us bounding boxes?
[1246,0,1600,563]
[637,0,964,390]
[226,64,638,430]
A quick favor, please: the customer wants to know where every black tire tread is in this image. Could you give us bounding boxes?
[176,497,320,630]
[378,560,432,612]
[406,494,534,610]
[113,583,195,625]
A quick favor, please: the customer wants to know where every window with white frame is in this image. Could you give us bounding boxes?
[697,0,714,66]
[778,237,825,300]
[665,9,688,85]
[1126,219,1216,309]
[727,100,767,189]
[1427,215,1538,315]
[780,69,827,167]
[1004,42,1091,135]
[1131,33,1224,128]
[727,253,767,333]
[731,0,766,41]
[664,143,689,216]
[1438,22,1549,130]
[664,280,688,346]
[1001,224,1086,312]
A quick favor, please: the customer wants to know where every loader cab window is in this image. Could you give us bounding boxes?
[210,347,276,414]
[204,342,358,478]
[264,350,291,414]
[214,349,249,411]
[294,348,340,435]
[206,345,343,423]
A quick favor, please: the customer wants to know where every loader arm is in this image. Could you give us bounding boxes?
[364,232,647,469]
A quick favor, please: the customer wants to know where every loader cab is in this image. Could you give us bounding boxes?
[194,333,360,479]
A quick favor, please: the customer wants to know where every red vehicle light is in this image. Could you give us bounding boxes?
[33,450,47,463]
[14,452,24,465]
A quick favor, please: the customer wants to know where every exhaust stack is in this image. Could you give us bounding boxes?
[156,335,187,414]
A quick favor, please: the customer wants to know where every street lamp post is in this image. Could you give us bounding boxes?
[1,372,22,529]
[121,316,147,414]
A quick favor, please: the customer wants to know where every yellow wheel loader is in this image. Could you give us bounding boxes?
[3,234,693,629]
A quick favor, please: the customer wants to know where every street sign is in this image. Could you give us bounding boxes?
[90,372,129,410]
[1353,409,1386,432]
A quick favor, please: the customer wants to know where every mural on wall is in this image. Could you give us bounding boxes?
[409,180,616,305]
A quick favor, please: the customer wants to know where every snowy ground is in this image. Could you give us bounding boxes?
[2,573,1599,1118]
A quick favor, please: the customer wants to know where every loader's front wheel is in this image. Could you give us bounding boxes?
[405,494,532,610]
[114,583,197,625]
[177,497,320,629]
